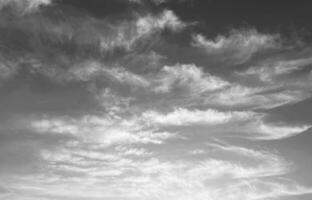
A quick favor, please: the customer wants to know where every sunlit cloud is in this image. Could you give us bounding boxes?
[141,108,252,126]
[31,114,177,146]
[192,29,280,64]
[0,1,312,200]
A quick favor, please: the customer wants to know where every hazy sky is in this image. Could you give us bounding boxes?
[0,0,312,199]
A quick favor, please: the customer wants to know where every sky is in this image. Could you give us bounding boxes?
[0,0,312,199]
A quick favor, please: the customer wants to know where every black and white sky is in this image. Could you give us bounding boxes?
[0,0,312,199]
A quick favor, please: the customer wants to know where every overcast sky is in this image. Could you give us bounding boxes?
[0,0,312,200]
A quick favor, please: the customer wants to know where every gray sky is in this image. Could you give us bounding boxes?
[0,0,312,199]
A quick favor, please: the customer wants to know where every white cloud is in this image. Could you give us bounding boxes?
[213,179,312,200]
[98,9,185,51]
[222,117,311,140]
[136,10,185,36]
[0,0,51,13]
[31,114,176,146]
[101,67,150,87]
[1,3,311,199]
[250,121,311,140]
[140,107,311,140]
[95,88,134,114]
[67,63,230,104]
[115,146,152,157]
[4,136,311,200]
[193,29,279,64]
[187,149,205,155]
[186,159,285,181]
[152,64,229,94]
[206,85,310,109]
[0,61,17,79]
[207,143,290,176]
[238,57,312,82]
[208,142,281,161]
[0,9,187,85]
[67,61,150,87]
[129,0,167,5]
[141,108,253,126]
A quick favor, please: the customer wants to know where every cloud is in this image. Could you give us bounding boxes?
[206,142,290,176]
[0,8,186,83]
[152,64,229,94]
[115,146,152,157]
[32,144,308,200]
[61,61,310,111]
[208,142,282,161]
[192,29,279,64]
[141,108,252,126]
[4,112,312,200]
[61,63,230,109]
[213,179,312,200]
[0,1,312,199]
[31,114,177,146]
[96,9,185,52]
[248,121,311,140]
[66,61,150,87]
[98,9,185,51]
[0,60,17,80]
[95,88,134,114]
[140,107,311,140]
[237,57,312,82]
[202,84,312,110]
[0,0,51,13]
[184,158,288,186]
[129,0,167,5]
[136,9,185,35]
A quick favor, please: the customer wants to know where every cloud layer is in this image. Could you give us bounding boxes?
[0,1,312,200]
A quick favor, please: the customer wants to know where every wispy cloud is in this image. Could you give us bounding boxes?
[0,0,51,13]
[205,85,311,109]
[31,114,177,146]
[0,8,185,83]
[237,57,312,82]
[193,29,280,65]
[1,1,312,200]
[152,64,228,94]
[141,108,252,126]
[139,107,311,140]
